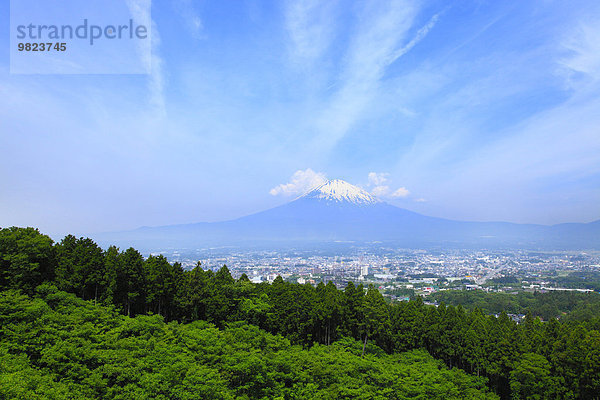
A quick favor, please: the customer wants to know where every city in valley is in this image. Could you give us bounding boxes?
[154,246,600,300]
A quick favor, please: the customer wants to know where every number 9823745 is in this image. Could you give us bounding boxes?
[17,43,67,51]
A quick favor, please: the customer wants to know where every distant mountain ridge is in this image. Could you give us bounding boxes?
[95,179,600,250]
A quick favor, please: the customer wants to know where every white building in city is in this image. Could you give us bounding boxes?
[360,265,369,276]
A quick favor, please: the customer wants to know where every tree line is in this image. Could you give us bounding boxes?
[0,287,497,399]
[430,289,600,322]
[1,227,600,399]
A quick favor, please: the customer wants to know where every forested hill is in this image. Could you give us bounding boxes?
[1,227,600,399]
[430,289,600,321]
[0,288,495,399]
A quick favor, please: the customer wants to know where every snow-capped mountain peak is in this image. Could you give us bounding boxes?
[301,179,381,205]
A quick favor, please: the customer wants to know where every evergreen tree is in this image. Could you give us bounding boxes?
[116,247,145,316]
[0,227,55,293]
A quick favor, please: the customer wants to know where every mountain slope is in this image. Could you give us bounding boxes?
[95,180,600,250]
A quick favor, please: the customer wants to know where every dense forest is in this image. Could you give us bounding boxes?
[0,288,495,399]
[430,289,600,322]
[1,227,600,399]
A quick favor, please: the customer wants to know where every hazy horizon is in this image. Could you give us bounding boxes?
[100,176,600,235]
[2,0,600,237]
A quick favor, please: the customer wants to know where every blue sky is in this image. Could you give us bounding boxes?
[1,0,599,236]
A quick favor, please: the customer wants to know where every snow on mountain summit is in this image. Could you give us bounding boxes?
[301,179,381,205]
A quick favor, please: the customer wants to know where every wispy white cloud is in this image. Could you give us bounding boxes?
[386,11,443,65]
[127,0,166,118]
[285,0,337,65]
[148,25,166,118]
[387,9,600,223]
[5,1,598,232]
[367,172,410,199]
[559,20,600,87]
[371,185,390,197]
[173,0,205,39]
[368,172,389,186]
[270,168,328,196]
[391,187,410,198]
[313,2,441,149]
[422,87,600,223]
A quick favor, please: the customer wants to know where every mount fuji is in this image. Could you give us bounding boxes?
[96,179,600,250]
[300,179,382,205]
